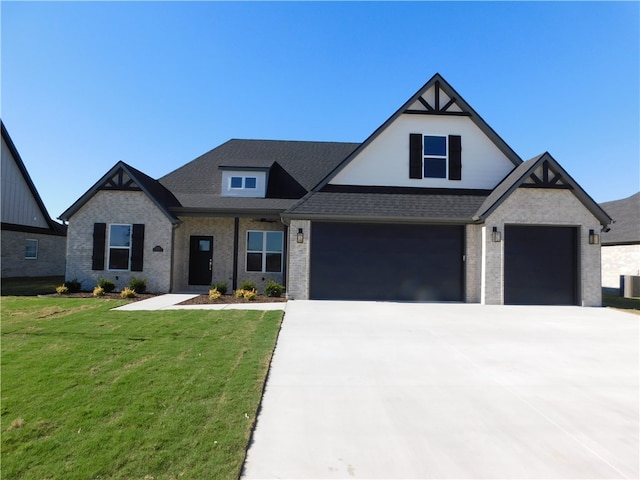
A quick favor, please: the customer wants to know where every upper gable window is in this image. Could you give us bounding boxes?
[410,134,462,181]
[221,170,267,197]
[423,135,447,178]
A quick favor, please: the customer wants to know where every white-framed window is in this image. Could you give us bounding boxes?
[108,224,132,270]
[221,170,267,197]
[423,135,447,179]
[230,176,258,189]
[246,231,283,273]
[25,239,38,259]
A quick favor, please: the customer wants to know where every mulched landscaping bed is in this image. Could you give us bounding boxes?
[178,294,287,305]
[39,292,158,302]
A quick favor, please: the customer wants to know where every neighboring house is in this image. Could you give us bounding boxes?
[60,74,611,305]
[599,192,640,289]
[1,121,67,279]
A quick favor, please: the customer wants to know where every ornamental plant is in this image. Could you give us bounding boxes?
[120,287,136,298]
[128,277,147,294]
[56,285,68,295]
[93,286,105,297]
[97,278,116,293]
[209,288,222,301]
[265,280,285,298]
[239,280,256,292]
[64,279,81,293]
[243,289,257,301]
[211,281,228,295]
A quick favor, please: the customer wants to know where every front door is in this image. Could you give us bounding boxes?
[188,236,213,285]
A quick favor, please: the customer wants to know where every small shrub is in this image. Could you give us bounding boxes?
[209,288,222,300]
[93,286,105,297]
[64,279,81,293]
[235,289,246,299]
[211,281,228,295]
[239,280,256,292]
[120,287,136,298]
[128,277,147,294]
[243,289,257,301]
[97,278,116,293]
[265,280,285,298]
[56,285,68,295]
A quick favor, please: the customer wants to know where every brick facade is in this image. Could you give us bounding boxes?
[483,188,602,306]
[1,229,66,278]
[65,190,174,292]
[601,244,640,289]
[286,219,311,299]
[171,217,285,293]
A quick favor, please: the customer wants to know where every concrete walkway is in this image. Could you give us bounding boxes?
[242,301,639,479]
[113,294,286,311]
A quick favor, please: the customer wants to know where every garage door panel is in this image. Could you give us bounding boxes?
[504,226,577,305]
[310,223,464,301]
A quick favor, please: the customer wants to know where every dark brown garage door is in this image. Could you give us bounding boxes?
[310,222,464,301]
[504,225,578,305]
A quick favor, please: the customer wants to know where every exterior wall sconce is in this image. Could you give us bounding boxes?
[588,229,600,245]
[296,228,304,244]
[492,226,502,242]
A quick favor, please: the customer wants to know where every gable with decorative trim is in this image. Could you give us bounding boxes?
[328,77,517,190]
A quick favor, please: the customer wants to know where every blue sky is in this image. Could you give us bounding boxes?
[2,1,638,220]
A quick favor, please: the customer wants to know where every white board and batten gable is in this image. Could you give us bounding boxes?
[328,75,520,190]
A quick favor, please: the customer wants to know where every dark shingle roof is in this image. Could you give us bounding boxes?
[286,191,488,222]
[159,139,359,211]
[600,192,640,245]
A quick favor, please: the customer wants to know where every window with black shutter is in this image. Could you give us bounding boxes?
[92,223,106,270]
[409,134,462,181]
[131,224,145,272]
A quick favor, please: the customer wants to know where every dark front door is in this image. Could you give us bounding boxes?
[189,236,213,285]
[504,225,578,305]
[310,222,464,301]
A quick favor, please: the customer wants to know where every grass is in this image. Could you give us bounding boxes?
[1,276,65,296]
[1,296,283,479]
[602,293,640,314]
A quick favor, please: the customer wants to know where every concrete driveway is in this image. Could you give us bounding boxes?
[242,301,639,479]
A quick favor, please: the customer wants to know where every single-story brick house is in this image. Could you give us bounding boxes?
[60,74,611,305]
[599,192,640,289]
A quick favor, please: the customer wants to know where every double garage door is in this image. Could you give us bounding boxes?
[310,223,464,301]
[309,222,578,305]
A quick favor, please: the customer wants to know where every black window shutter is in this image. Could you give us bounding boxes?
[448,135,462,180]
[131,224,145,272]
[409,134,423,179]
[92,223,106,270]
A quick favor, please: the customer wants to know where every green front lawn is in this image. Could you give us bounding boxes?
[1,297,283,479]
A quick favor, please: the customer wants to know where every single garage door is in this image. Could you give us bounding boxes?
[504,225,578,305]
[310,222,464,301]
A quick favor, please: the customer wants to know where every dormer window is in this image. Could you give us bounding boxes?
[221,168,268,197]
[230,176,257,189]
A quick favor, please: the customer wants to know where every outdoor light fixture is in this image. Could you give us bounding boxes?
[492,226,502,242]
[589,229,600,245]
[296,228,304,244]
